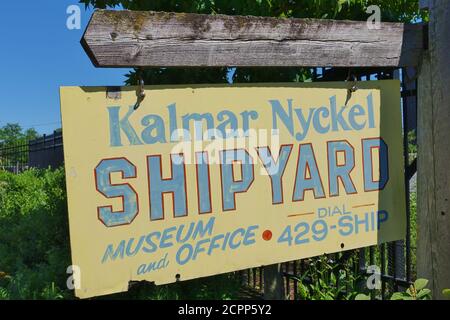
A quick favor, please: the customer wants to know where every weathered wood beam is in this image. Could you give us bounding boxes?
[81,10,424,68]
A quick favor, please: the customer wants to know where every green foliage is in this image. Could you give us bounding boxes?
[80,0,426,22]
[295,254,362,300]
[354,279,432,300]
[0,123,38,146]
[354,293,371,300]
[442,289,450,299]
[390,279,431,300]
[0,168,71,299]
[408,129,417,155]
[0,123,38,166]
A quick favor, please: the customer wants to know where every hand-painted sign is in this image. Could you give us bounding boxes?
[60,81,405,298]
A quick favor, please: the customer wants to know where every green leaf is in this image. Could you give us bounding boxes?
[319,278,326,287]
[442,289,450,299]
[390,292,411,300]
[406,287,415,296]
[414,279,428,290]
[416,288,431,299]
[355,293,371,300]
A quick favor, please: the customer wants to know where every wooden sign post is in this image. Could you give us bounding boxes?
[417,0,450,300]
[79,6,450,299]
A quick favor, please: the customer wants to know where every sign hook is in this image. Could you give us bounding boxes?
[345,69,358,105]
[134,69,146,110]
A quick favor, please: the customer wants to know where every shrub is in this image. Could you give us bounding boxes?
[0,168,71,299]
[295,253,362,300]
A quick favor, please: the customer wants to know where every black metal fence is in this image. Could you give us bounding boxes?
[28,131,64,169]
[0,140,30,173]
[240,67,417,300]
[0,130,64,173]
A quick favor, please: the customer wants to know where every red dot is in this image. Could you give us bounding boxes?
[262,230,272,241]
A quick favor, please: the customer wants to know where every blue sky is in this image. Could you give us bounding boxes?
[0,1,130,134]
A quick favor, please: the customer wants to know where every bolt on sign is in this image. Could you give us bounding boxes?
[60,81,405,298]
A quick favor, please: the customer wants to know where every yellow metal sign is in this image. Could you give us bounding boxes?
[60,81,405,299]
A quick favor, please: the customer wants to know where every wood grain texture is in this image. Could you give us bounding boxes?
[417,52,434,293]
[81,10,424,68]
[417,0,450,299]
